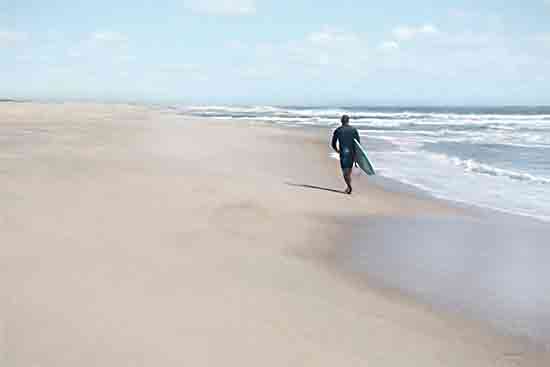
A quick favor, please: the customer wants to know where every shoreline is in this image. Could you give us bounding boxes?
[166,111,550,351]
[174,106,550,223]
[1,102,549,366]
[265,120,550,349]
[261,121,550,350]
[218,114,550,223]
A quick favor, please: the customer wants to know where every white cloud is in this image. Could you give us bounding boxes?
[159,63,200,73]
[183,0,256,15]
[67,48,83,58]
[0,30,28,46]
[235,28,369,81]
[307,28,360,44]
[211,28,370,83]
[369,29,550,84]
[66,31,130,62]
[533,33,550,44]
[225,40,247,49]
[393,24,438,41]
[90,31,128,44]
[380,41,399,51]
[448,9,468,18]
[156,63,209,81]
[299,29,367,67]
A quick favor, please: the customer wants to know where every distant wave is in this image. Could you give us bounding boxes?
[429,154,550,185]
[179,104,550,151]
[178,105,550,128]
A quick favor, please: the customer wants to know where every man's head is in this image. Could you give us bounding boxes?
[341,114,350,125]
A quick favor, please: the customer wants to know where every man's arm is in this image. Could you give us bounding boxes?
[354,128,360,143]
[331,129,339,153]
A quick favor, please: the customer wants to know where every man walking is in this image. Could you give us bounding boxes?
[331,115,360,194]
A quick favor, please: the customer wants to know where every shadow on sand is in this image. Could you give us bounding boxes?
[286,183,346,195]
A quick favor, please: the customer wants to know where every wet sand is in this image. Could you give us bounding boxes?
[347,212,550,347]
[1,102,549,366]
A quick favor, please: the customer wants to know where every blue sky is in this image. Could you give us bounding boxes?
[1,0,550,105]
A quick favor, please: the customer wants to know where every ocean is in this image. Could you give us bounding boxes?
[178,105,550,222]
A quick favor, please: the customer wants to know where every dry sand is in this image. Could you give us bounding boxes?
[1,102,548,366]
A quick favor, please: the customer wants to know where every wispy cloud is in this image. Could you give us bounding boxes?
[379,41,399,51]
[183,0,256,15]
[225,40,247,50]
[300,28,367,68]
[307,28,360,44]
[393,24,438,41]
[157,65,209,82]
[90,31,128,44]
[159,63,201,73]
[533,33,550,43]
[371,28,549,83]
[448,9,469,18]
[0,30,28,46]
[233,28,369,81]
[66,31,130,62]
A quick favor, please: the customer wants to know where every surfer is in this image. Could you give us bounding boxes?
[331,114,360,194]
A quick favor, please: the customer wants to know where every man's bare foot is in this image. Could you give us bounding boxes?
[345,187,352,195]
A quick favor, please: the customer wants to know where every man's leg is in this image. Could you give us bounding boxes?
[342,168,352,194]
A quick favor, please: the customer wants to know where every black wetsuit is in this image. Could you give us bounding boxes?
[331,125,360,170]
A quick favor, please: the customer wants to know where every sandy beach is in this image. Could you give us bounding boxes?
[1,102,549,366]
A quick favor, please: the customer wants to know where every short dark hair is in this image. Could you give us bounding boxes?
[341,114,350,124]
